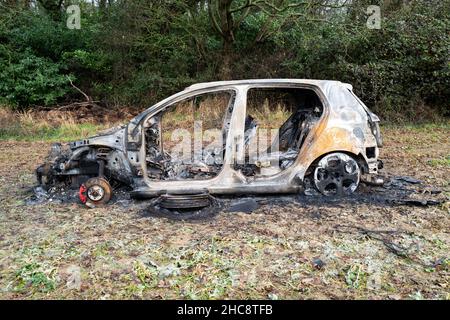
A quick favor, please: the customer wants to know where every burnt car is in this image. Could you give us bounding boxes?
[36,79,383,207]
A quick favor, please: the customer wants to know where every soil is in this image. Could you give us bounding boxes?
[0,126,448,299]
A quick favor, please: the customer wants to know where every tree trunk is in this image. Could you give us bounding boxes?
[219,38,233,80]
[37,0,64,20]
[217,0,234,80]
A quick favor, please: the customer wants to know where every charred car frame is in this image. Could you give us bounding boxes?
[36,79,383,208]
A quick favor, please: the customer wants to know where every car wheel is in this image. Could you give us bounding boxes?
[79,177,112,207]
[313,153,360,196]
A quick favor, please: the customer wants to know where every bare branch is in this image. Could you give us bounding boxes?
[207,0,225,37]
[67,76,91,103]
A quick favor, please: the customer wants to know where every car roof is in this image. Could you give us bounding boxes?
[185,79,351,91]
[129,79,361,126]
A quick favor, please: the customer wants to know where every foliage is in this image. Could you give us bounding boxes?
[0,0,448,121]
[14,263,56,293]
[0,50,71,107]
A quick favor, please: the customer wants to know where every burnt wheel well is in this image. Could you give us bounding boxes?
[304,151,368,178]
[68,146,116,182]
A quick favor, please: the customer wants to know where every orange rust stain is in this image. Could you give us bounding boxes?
[299,126,358,167]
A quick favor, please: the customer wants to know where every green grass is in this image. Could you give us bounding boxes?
[381,122,450,131]
[344,264,368,290]
[428,156,450,167]
[2,122,447,143]
[0,123,107,142]
[0,107,111,142]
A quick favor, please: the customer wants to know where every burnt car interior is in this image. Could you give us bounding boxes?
[236,87,324,177]
[142,87,324,181]
[143,91,235,181]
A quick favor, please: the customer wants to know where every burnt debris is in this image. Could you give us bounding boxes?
[27,170,446,223]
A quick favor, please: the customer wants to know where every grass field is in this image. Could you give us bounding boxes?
[0,109,449,299]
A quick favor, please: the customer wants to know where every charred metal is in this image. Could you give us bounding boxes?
[35,79,384,207]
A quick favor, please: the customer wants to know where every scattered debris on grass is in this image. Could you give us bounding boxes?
[27,173,446,215]
[227,198,260,214]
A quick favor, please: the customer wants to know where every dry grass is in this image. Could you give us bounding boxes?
[0,107,129,141]
[247,99,291,129]
[0,96,292,143]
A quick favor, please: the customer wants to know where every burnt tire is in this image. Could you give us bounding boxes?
[79,177,112,207]
[144,195,220,221]
[313,153,360,196]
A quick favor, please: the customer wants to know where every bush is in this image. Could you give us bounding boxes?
[0,0,447,122]
[279,0,449,120]
[0,50,71,107]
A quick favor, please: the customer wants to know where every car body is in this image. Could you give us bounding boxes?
[36,79,383,206]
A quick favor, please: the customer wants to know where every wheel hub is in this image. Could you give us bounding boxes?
[87,185,105,201]
[313,153,360,196]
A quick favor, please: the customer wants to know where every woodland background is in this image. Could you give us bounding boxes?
[0,0,448,122]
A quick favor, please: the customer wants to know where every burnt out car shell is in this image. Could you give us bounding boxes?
[37,79,382,199]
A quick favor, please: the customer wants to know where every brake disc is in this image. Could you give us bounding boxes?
[79,177,112,207]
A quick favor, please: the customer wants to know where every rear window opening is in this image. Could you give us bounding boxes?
[236,87,324,177]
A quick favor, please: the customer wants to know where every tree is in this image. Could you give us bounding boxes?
[37,0,64,19]
[201,0,350,79]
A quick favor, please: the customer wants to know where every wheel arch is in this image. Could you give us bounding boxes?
[304,150,369,178]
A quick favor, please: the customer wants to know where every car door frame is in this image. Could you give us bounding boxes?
[138,85,246,194]
[235,83,329,187]
[132,81,330,196]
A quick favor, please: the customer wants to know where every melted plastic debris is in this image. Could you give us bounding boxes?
[227,198,259,213]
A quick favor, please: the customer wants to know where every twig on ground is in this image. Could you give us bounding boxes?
[333,224,415,259]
